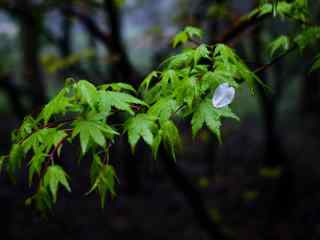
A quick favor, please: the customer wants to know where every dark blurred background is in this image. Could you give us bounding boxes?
[0,0,320,239]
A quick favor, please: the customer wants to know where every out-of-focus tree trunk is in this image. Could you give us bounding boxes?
[300,5,320,116]
[0,75,26,119]
[161,145,230,240]
[252,25,295,237]
[88,34,103,81]
[60,13,72,59]
[103,0,138,85]
[58,11,73,80]
[300,63,320,116]
[250,0,284,166]
[19,1,46,110]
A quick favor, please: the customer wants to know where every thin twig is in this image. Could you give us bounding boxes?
[254,47,297,75]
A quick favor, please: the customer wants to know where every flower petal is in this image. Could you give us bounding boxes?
[212,83,235,108]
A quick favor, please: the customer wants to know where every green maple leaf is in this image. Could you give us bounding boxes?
[99,91,147,115]
[200,71,220,93]
[148,97,178,123]
[72,119,118,154]
[184,26,203,39]
[39,87,72,124]
[161,69,179,90]
[7,144,25,179]
[172,26,203,47]
[191,99,239,141]
[272,0,279,16]
[22,129,46,154]
[194,44,211,64]
[124,114,157,152]
[22,128,66,154]
[267,35,290,58]
[28,152,47,186]
[213,44,261,92]
[74,80,99,109]
[166,49,195,69]
[294,26,320,51]
[151,131,162,160]
[160,120,181,160]
[12,116,37,142]
[25,185,53,212]
[46,130,68,155]
[172,31,189,48]
[87,156,118,208]
[88,156,118,208]
[100,82,136,93]
[43,165,71,202]
[140,71,160,91]
[173,75,200,108]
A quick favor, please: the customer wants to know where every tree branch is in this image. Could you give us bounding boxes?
[215,11,269,44]
[61,7,113,46]
[254,47,296,75]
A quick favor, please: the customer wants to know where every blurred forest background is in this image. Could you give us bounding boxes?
[0,0,320,239]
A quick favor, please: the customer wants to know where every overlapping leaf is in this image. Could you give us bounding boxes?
[72,119,118,154]
[74,80,99,109]
[43,165,71,202]
[88,155,118,208]
[148,97,178,123]
[99,91,147,115]
[191,98,239,140]
[124,114,157,152]
[39,88,72,124]
[267,35,291,58]
[172,26,203,48]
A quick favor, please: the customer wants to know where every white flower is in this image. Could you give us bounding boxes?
[212,83,235,108]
